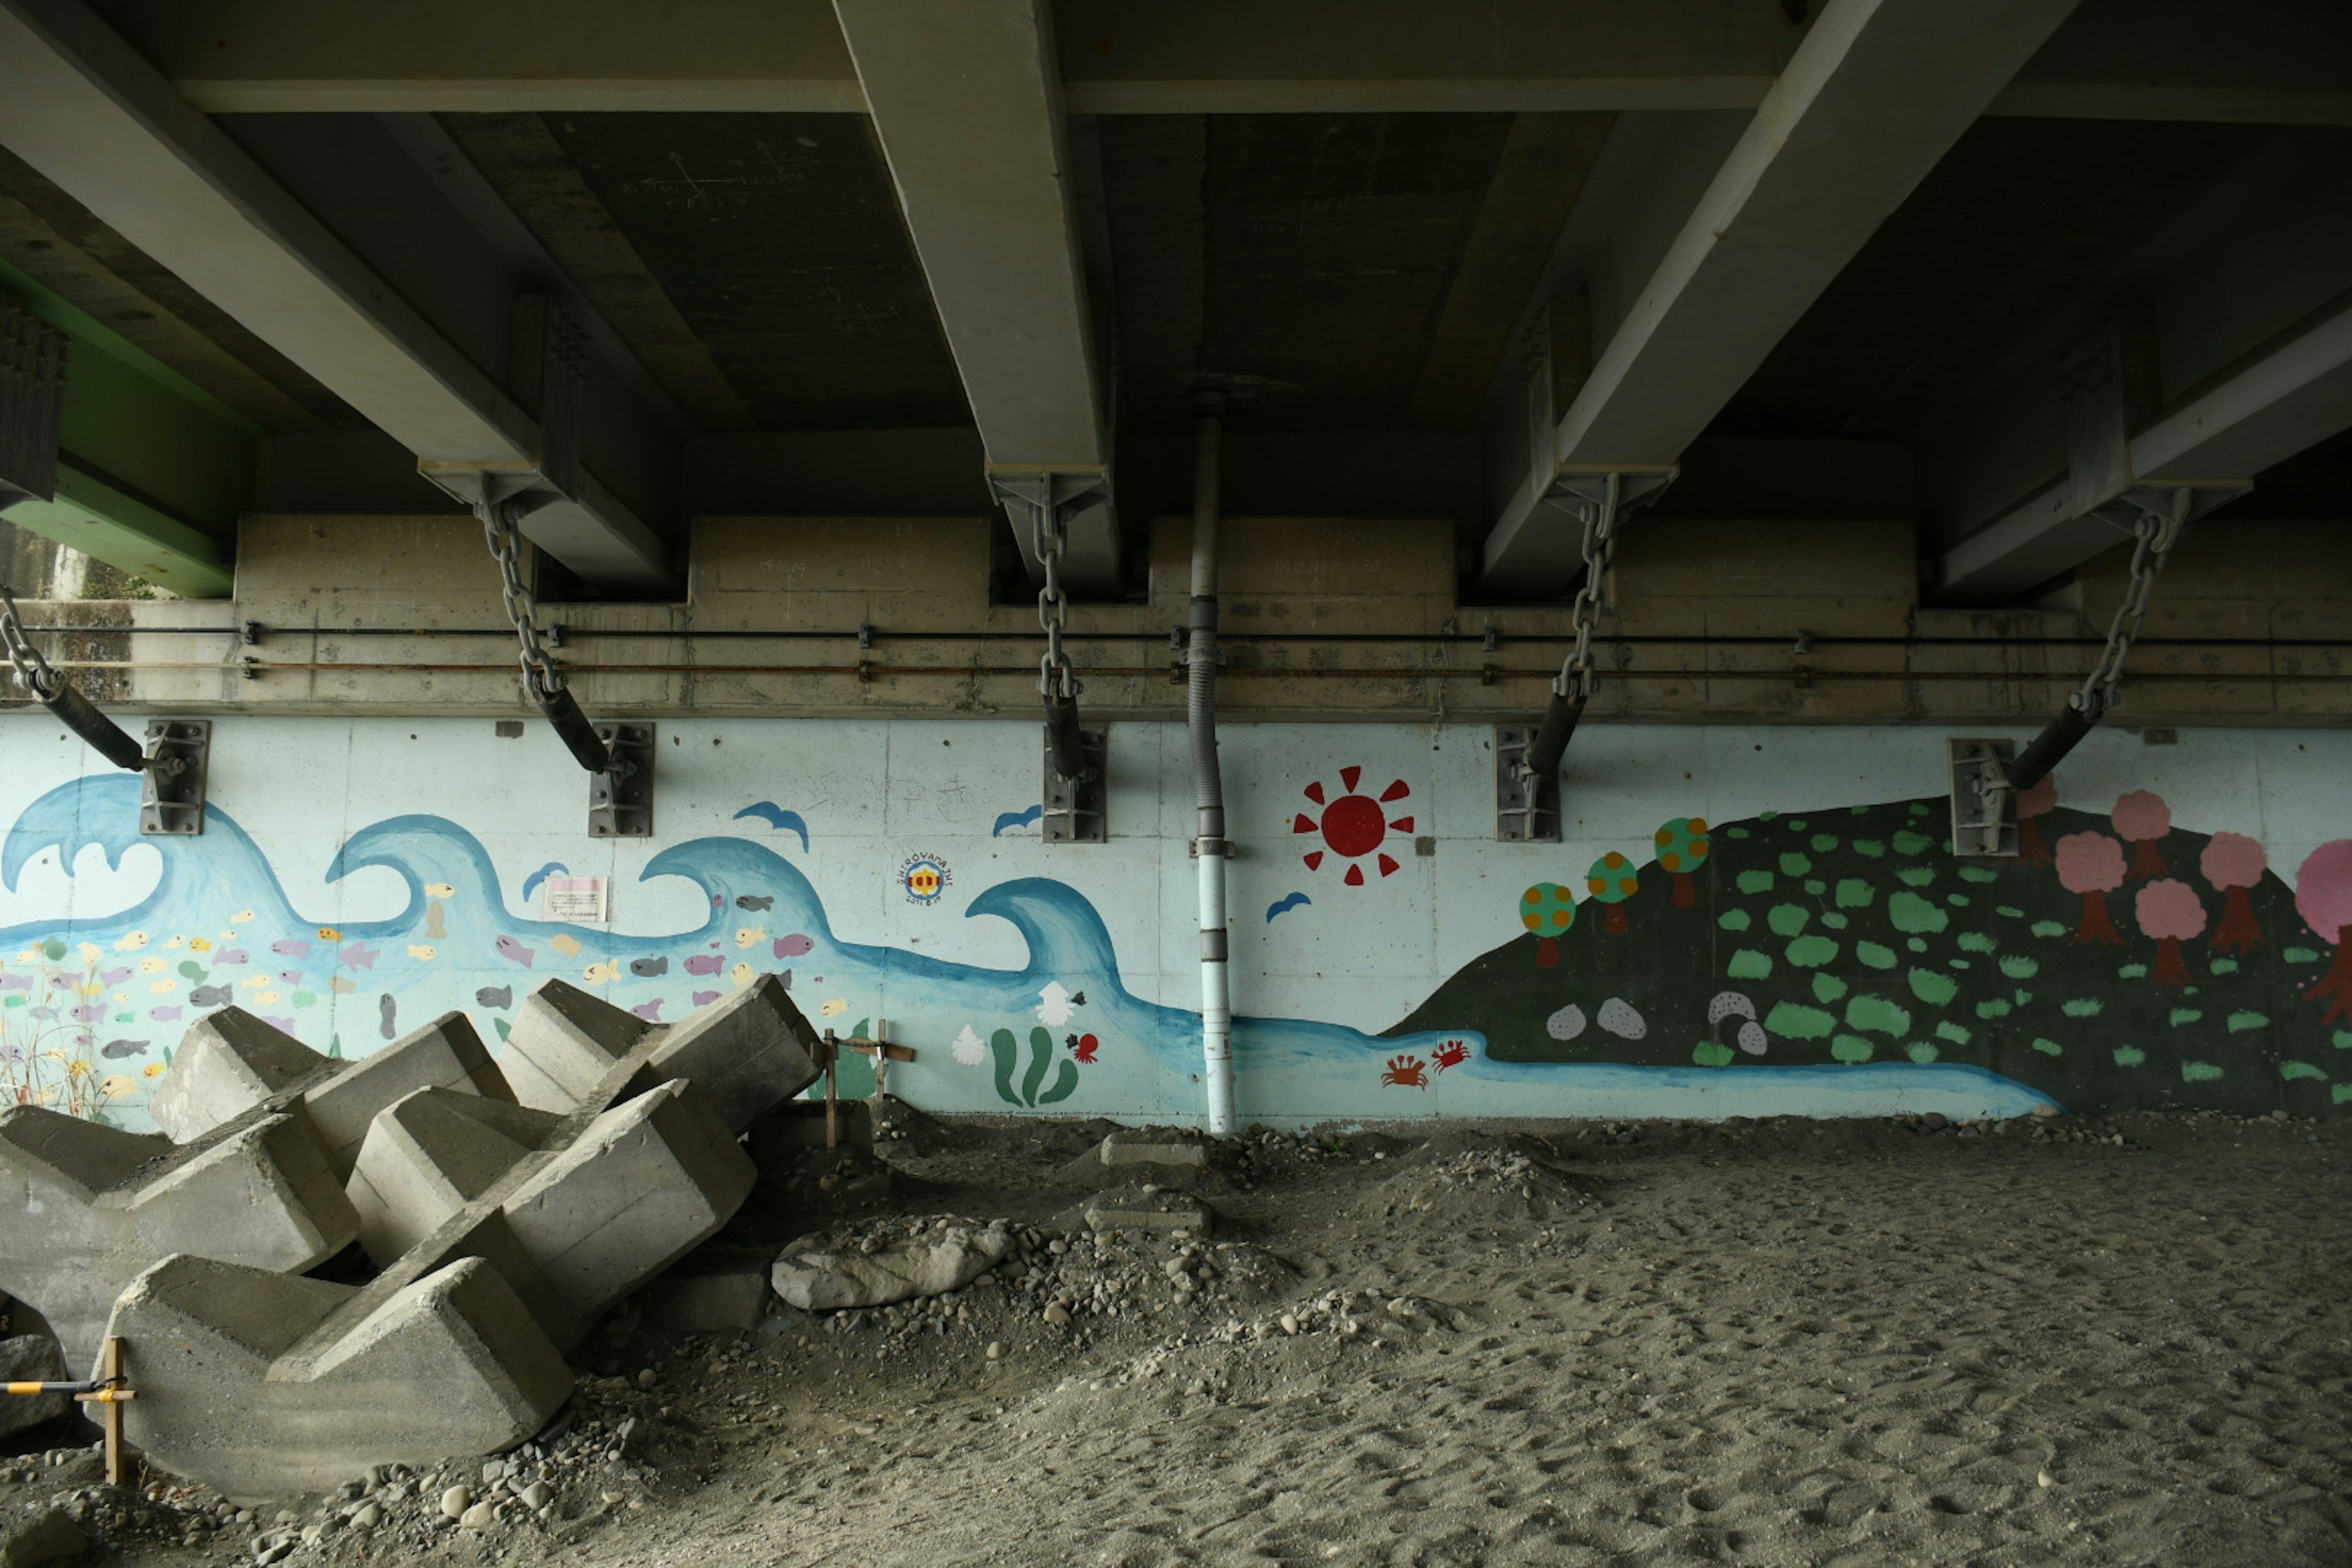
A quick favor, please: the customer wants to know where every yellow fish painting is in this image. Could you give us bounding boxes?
[149,979,176,994]
[17,948,42,962]
[407,944,439,962]
[188,937,213,952]
[820,997,849,1017]
[424,883,456,900]
[331,977,357,995]
[114,931,149,951]
[257,991,281,1006]
[317,927,342,942]
[233,910,257,924]
[734,927,767,949]
[138,956,166,973]
[162,936,184,950]
[240,974,271,990]
[582,960,621,986]
[550,933,582,957]
[731,962,756,987]
[141,1062,166,1079]
[78,943,100,961]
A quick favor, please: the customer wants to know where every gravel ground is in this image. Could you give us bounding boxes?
[6,1104,2348,1568]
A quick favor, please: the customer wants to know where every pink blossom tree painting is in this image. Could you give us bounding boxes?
[2294,840,2352,1026]
[2056,831,2128,945]
[2111,790,2172,881]
[2134,879,2207,988]
[2016,773,2059,866]
[2199,832,2268,954]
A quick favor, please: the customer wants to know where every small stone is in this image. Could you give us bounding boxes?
[985,1341,1005,1360]
[636,1368,658,1389]
[2037,1469,2054,1488]
[460,1501,499,1529]
[440,1486,473,1520]
[351,1505,383,1531]
[1279,1313,1300,1336]
[519,1481,553,1512]
[481,1460,508,1485]
[2030,1102,2061,1119]
[1922,1112,1949,1130]
[1042,1303,1071,1327]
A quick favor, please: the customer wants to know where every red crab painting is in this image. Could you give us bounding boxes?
[1381,1054,1428,1089]
[1295,766,1412,886]
[1431,1040,1470,1072]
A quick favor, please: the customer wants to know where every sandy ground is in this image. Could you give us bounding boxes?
[9,1106,2350,1568]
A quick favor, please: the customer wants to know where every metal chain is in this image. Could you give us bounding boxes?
[1033,499,1077,701]
[2074,488,2189,715]
[480,502,566,700]
[0,581,60,701]
[1553,471,1624,701]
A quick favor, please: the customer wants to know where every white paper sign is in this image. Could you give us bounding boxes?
[543,876,608,922]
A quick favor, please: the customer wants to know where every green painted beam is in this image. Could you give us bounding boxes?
[0,257,255,597]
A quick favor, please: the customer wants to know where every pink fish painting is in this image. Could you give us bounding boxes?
[692,990,722,1006]
[340,944,380,970]
[495,935,534,967]
[149,1006,183,1022]
[630,1000,665,1022]
[775,933,813,959]
[271,939,310,957]
[684,954,725,976]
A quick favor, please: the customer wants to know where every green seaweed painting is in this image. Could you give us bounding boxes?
[991,1026,1079,1107]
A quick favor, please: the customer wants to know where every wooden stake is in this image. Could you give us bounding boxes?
[823,1028,839,1150]
[100,1337,123,1486]
[872,1017,889,1104]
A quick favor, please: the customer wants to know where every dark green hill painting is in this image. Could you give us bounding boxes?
[1389,796,2351,1117]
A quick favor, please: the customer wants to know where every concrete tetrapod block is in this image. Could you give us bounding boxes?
[146,1008,329,1144]
[645,975,823,1133]
[146,1008,516,1178]
[104,1251,572,1501]
[650,1247,777,1333]
[0,1106,356,1370]
[497,979,654,1115]
[347,1090,564,1266]
[302,1012,514,1178]
[500,1079,755,1327]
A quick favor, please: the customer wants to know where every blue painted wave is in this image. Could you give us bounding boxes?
[0,774,2054,1129]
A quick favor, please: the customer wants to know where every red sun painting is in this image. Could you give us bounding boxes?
[1294,766,1412,886]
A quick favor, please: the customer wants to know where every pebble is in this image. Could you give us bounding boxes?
[519,1481,554,1512]
[1279,1313,1300,1336]
[460,1501,499,1530]
[2038,1470,2054,1488]
[350,1504,383,1531]
[1042,1303,1071,1327]
[636,1368,659,1389]
[440,1486,473,1520]
[985,1341,1005,1360]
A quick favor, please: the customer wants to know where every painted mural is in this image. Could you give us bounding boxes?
[2,726,2345,1132]
[1392,789,2352,1117]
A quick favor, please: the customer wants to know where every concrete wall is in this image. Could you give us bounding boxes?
[4,712,2347,1131]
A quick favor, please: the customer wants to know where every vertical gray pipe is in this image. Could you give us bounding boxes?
[1188,393,1235,1136]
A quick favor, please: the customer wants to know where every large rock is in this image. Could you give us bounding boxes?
[0,1507,86,1567]
[0,1334,67,1436]
[105,1253,571,1502]
[0,1106,356,1370]
[772,1220,1012,1311]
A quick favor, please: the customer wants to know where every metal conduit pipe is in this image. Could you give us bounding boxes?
[1188,391,1236,1138]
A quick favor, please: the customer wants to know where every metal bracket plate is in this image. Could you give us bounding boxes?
[139,720,211,836]
[1949,737,2018,859]
[589,722,655,838]
[1042,726,1107,844]
[1495,726,1560,843]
